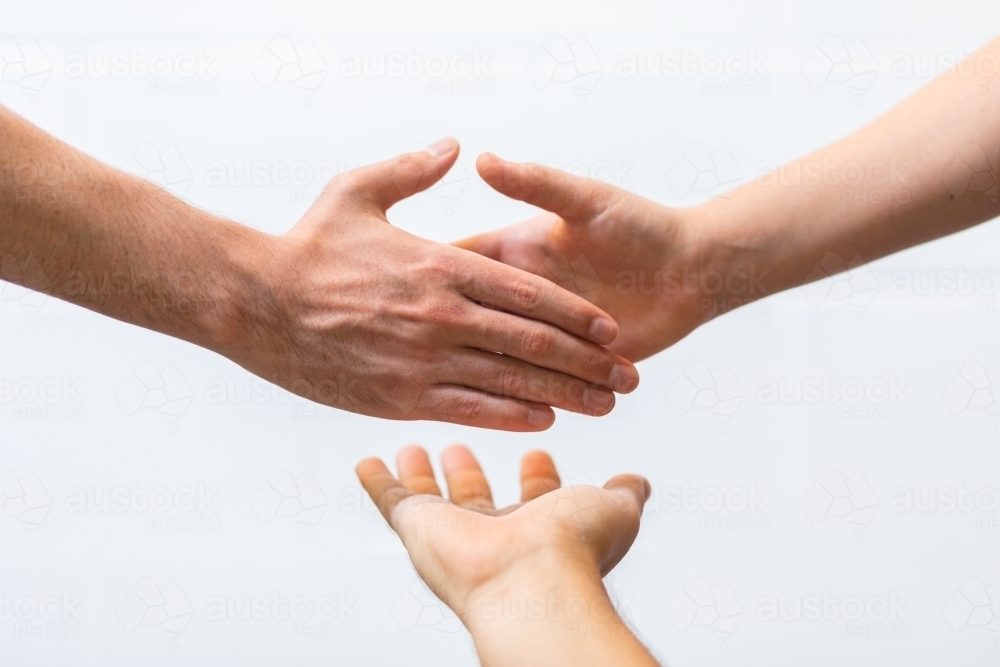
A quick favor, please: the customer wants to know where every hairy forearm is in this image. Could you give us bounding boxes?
[464,557,658,667]
[0,105,262,350]
[696,36,1000,299]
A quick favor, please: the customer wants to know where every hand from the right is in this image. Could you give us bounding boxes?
[456,153,744,362]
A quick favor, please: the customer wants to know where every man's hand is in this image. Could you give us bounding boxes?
[356,444,659,667]
[456,153,726,362]
[221,141,638,430]
[0,105,639,431]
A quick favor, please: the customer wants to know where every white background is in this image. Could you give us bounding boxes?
[1,1,999,665]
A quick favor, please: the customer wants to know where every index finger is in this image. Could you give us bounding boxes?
[356,457,412,527]
[455,250,620,346]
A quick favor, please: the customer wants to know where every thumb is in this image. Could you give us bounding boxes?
[476,152,619,222]
[347,138,460,212]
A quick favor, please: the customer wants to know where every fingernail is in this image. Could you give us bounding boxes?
[589,317,617,344]
[527,408,553,429]
[609,363,639,393]
[426,137,458,159]
[584,388,615,412]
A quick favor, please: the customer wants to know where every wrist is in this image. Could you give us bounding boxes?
[684,198,776,320]
[192,216,274,358]
[460,547,656,667]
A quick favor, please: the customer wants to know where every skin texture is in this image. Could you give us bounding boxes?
[356,445,660,667]
[0,109,641,430]
[458,36,1000,362]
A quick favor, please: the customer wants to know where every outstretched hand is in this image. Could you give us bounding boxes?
[456,153,743,361]
[356,444,650,616]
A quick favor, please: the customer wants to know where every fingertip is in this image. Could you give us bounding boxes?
[476,152,502,180]
[440,443,476,468]
[520,450,558,478]
[355,457,388,480]
[526,406,555,430]
[588,316,619,345]
[426,137,459,160]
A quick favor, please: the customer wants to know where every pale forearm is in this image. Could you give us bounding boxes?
[697,36,1000,299]
[0,105,261,350]
[465,559,658,667]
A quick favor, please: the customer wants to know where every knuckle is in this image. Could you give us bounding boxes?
[519,328,552,357]
[508,277,542,310]
[424,251,459,283]
[496,366,526,398]
[421,295,465,328]
[455,394,487,421]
